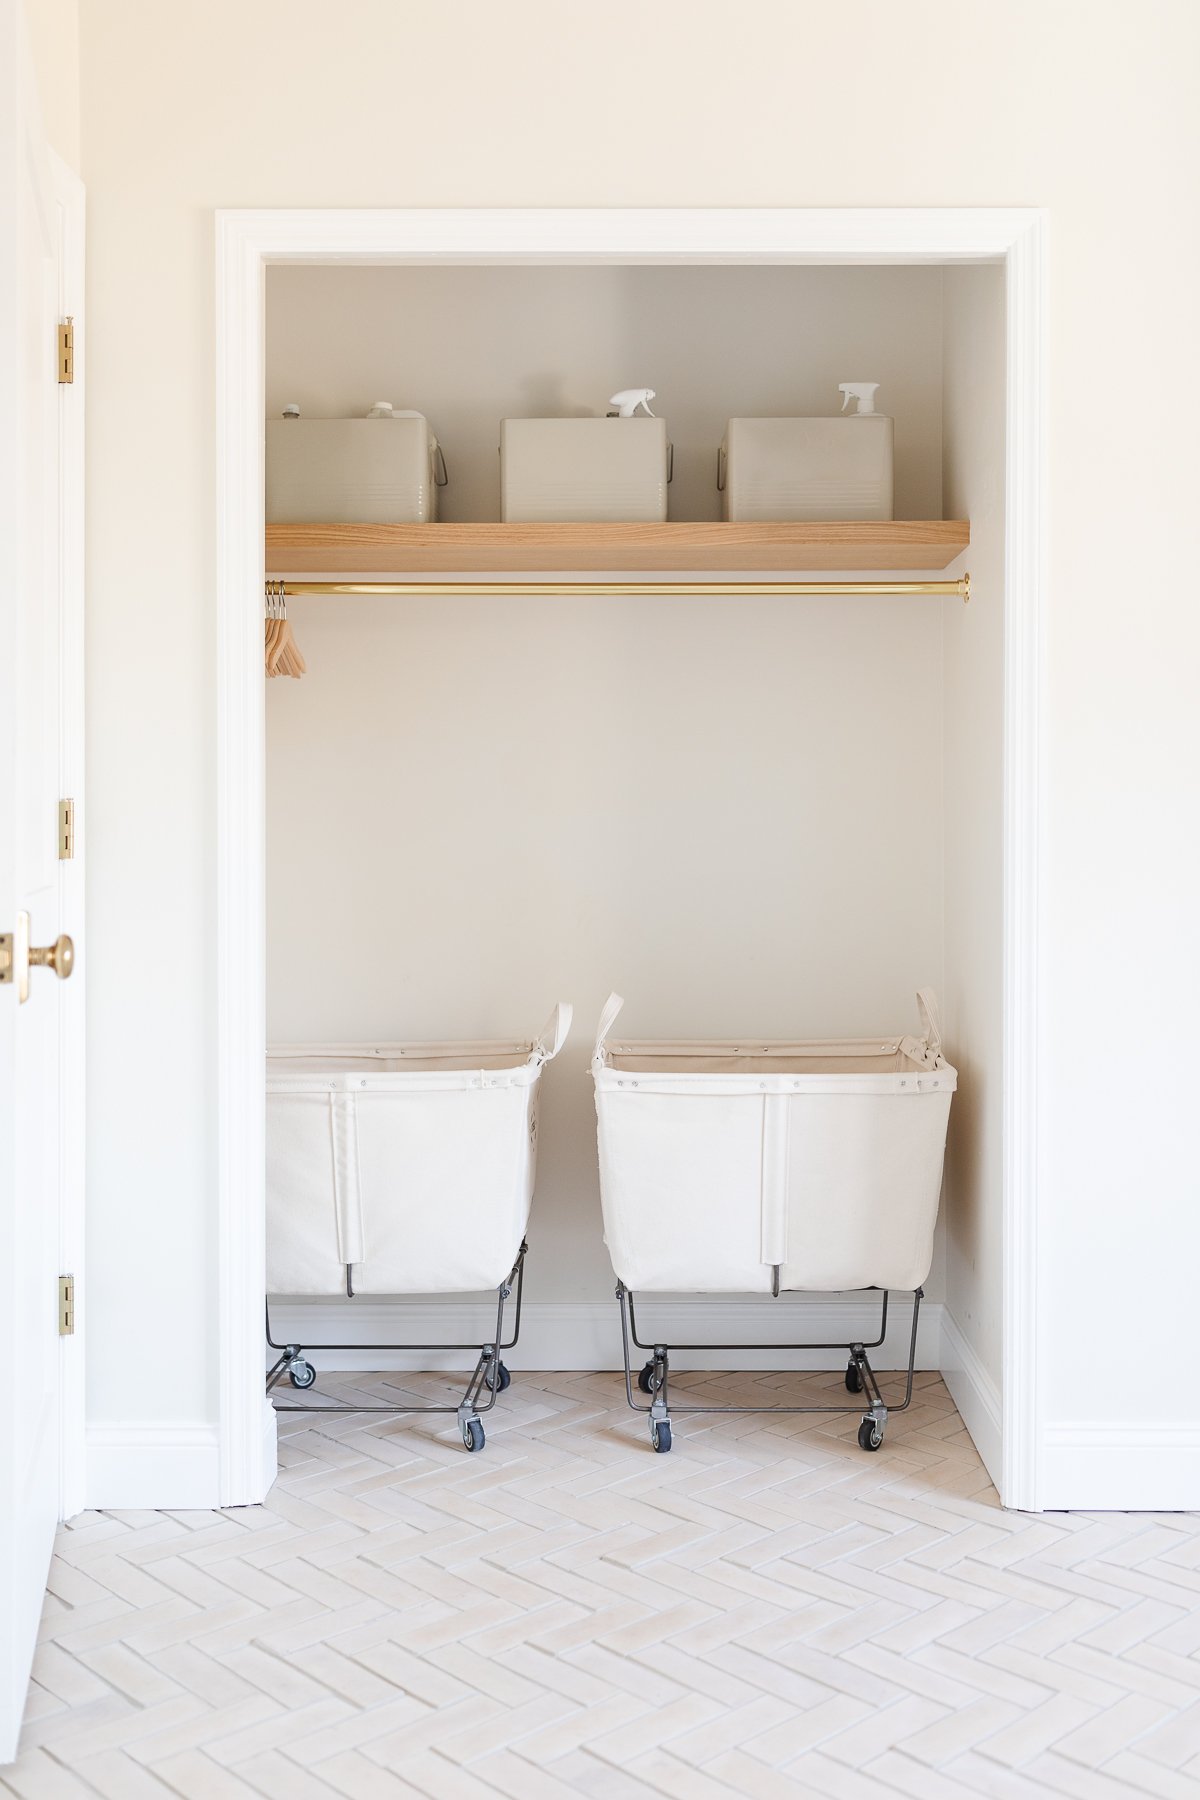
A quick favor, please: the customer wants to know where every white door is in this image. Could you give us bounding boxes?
[0,1,83,1765]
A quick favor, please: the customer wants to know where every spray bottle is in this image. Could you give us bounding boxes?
[838,382,881,415]
[608,387,657,418]
[834,381,893,519]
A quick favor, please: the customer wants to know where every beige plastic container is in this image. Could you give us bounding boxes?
[500,417,670,523]
[266,407,444,524]
[719,414,894,522]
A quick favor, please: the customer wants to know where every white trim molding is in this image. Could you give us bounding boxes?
[1000,213,1048,1512]
[1042,1424,1200,1513]
[215,214,270,1508]
[216,207,1048,1509]
[940,1308,1003,1491]
[87,1424,221,1512]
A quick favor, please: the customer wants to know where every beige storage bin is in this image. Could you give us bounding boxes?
[500,417,670,523]
[266,405,445,524]
[720,405,894,523]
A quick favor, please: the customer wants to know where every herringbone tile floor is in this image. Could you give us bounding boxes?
[5,1369,1200,1798]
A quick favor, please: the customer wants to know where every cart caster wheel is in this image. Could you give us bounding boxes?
[845,1360,863,1394]
[489,1362,511,1392]
[288,1360,316,1390]
[637,1361,658,1395]
[462,1418,485,1453]
[858,1418,883,1452]
[650,1420,672,1454]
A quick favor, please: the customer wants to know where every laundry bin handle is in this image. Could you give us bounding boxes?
[592,992,625,1064]
[915,988,944,1057]
[535,1001,574,1063]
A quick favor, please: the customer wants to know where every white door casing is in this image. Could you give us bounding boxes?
[0,2,85,1764]
[214,207,1046,1511]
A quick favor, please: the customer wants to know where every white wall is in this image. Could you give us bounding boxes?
[939,266,1007,1480]
[265,264,948,1315]
[74,0,1200,1508]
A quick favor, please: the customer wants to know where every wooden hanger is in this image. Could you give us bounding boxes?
[265,582,306,679]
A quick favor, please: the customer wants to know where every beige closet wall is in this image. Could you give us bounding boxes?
[264,264,948,1307]
[941,268,1007,1414]
[265,265,945,521]
[76,0,1200,1504]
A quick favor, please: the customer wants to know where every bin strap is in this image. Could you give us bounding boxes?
[760,1094,790,1271]
[329,1091,366,1269]
[535,1000,574,1064]
[916,988,943,1057]
[592,992,625,1063]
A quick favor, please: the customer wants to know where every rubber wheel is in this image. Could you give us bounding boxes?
[858,1418,883,1452]
[650,1419,672,1454]
[490,1362,511,1392]
[845,1360,863,1394]
[637,1361,657,1395]
[462,1418,485,1453]
[288,1361,316,1390]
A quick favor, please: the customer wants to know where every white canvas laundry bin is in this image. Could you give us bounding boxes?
[591,991,955,1454]
[265,1001,571,1452]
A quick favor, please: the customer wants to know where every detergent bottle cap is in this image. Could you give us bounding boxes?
[839,382,880,415]
[281,403,301,418]
[366,400,395,418]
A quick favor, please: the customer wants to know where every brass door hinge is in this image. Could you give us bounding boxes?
[57,318,74,385]
[58,1275,75,1336]
[58,798,75,860]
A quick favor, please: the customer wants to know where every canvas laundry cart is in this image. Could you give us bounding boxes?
[592,992,955,1453]
[265,1002,571,1451]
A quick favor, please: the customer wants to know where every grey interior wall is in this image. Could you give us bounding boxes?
[265,264,950,1312]
[941,265,1006,1396]
[266,265,945,521]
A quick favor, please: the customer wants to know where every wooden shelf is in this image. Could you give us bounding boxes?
[266,520,969,576]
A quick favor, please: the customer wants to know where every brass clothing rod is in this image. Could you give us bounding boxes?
[272,575,971,601]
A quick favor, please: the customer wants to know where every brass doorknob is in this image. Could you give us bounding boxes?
[29,934,74,980]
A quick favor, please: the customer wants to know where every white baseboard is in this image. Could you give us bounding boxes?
[259,1397,279,1502]
[87,1423,221,1511]
[1041,1424,1200,1512]
[267,1293,943,1374]
[939,1307,1002,1489]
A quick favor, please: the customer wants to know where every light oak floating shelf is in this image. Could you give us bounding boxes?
[266,519,970,577]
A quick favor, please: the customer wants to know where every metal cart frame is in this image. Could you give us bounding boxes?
[266,1241,527,1452]
[616,1281,923,1454]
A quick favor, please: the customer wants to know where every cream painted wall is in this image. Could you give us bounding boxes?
[941,267,1006,1407]
[25,0,78,168]
[77,0,1200,1503]
[266,264,945,521]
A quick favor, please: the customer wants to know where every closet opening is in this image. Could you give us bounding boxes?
[214,209,1045,1510]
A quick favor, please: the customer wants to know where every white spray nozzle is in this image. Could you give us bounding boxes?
[839,382,880,415]
[609,387,657,418]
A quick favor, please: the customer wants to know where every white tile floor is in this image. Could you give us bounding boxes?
[5,1368,1200,1797]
